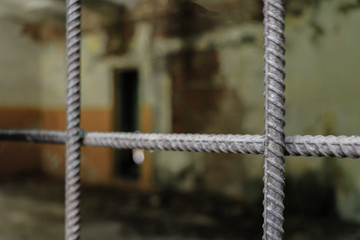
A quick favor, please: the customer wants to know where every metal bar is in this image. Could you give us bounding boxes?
[1,129,360,158]
[0,129,66,144]
[65,0,82,239]
[83,132,263,153]
[262,0,286,239]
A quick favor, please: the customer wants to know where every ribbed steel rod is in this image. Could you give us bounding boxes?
[263,0,287,239]
[1,129,360,158]
[65,0,82,239]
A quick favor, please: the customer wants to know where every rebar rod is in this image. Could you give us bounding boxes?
[65,0,82,239]
[263,0,286,239]
[1,129,360,158]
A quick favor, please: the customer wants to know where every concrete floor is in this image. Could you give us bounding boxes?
[1,180,360,240]
[0,192,123,240]
[0,180,245,240]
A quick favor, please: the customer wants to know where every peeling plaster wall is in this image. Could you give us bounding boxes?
[0,20,42,107]
[141,0,360,222]
[0,3,118,181]
[1,0,360,222]
[284,0,360,223]
[0,4,115,109]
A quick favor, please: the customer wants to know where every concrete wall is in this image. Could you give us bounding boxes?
[284,0,360,223]
[139,0,360,222]
[1,0,360,222]
[0,3,115,182]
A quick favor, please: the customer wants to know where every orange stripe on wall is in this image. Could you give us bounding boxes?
[0,107,114,183]
[0,107,42,179]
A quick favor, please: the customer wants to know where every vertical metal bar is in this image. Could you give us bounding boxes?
[262,0,286,239]
[65,0,82,239]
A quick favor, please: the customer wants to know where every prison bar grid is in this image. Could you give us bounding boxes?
[0,0,359,239]
[2,130,360,158]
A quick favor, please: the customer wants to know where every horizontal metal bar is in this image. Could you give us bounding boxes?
[0,129,66,144]
[0,129,360,158]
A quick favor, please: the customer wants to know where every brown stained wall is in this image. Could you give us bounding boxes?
[170,49,224,133]
[167,44,249,194]
[169,47,245,132]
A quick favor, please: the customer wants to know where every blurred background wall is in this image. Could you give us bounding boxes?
[1,0,360,222]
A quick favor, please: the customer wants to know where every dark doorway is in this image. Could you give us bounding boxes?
[114,69,139,180]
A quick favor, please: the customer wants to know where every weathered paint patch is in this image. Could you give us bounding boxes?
[169,48,226,133]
